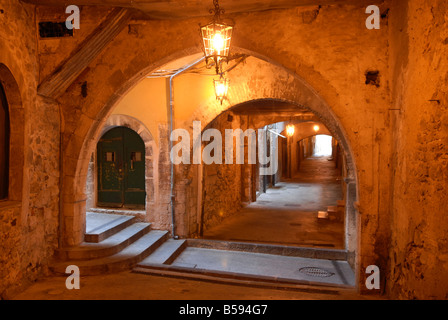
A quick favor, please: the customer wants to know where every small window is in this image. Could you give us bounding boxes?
[39,21,74,38]
[0,82,10,200]
[105,152,115,162]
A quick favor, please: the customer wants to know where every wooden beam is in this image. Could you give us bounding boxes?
[38,8,131,99]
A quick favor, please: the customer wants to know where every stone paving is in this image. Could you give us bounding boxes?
[203,156,344,248]
[171,247,355,287]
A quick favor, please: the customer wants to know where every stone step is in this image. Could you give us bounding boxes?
[56,223,151,261]
[186,239,347,261]
[138,239,187,266]
[51,230,169,276]
[137,246,354,288]
[85,212,135,243]
[132,265,348,294]
[133,263,352,289]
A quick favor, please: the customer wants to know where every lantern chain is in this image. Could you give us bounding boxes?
[209,0,225,21]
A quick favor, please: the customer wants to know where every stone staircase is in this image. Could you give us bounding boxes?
[51,212,186,276]
[50,212,353,290]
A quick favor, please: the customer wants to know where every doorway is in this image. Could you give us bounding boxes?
[0,82,9,200]
[97,126,146,208]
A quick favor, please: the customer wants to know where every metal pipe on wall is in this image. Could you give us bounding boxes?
[168,56,205,239]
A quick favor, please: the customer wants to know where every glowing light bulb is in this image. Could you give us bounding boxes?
[214,77,229,104]
[212,32,225,53]
[215,82,227,96]
[286,124,295,137]
[313,125,320,132]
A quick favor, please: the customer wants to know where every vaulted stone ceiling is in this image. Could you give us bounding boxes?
[22,0,374,19]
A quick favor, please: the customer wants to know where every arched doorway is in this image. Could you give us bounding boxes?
[196,109,347,249]
[97,126,146,209]
[0,63,24,204]
[0,82,9,200]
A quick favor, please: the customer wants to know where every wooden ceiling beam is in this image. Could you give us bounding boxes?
[37,8,131,99]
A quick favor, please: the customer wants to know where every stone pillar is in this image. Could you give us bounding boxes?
[155,124,172,232]
[345,178,358,270]
[61,133,90,247]
[85,154,95,211]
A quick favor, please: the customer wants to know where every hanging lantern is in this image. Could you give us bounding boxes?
[214,75,229,104]
[200,0,234,74]
[286,124,295,137]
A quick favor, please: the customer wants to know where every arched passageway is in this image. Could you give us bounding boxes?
[199,110,347,250]
[60,51,360,288]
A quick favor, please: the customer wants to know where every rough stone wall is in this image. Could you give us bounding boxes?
[0,203,22,298]
[387,0,448,299]
[200,113,246,232]
[0,0,60,298]
[25,94,60,270]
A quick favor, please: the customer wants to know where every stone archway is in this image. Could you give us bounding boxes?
[0,63,24,205]
[181,96,358,269]
[60,50,359,280]
[0,62,26,297]
[85,114,159,223]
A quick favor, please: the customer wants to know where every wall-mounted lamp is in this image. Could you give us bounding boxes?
[200,0,233,75]
[313,125,320,132]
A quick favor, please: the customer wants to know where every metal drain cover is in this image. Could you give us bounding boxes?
[298,267,335,277]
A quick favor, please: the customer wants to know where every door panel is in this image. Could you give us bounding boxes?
[97,127,124,207]
[123,128,146,207]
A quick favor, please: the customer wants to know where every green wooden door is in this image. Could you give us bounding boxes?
[123,127,146,206]
[97,127,145,208]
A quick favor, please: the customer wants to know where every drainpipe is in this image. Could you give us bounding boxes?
[168,56,205,239]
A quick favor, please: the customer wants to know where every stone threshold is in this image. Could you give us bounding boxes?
[88,207,146,221]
